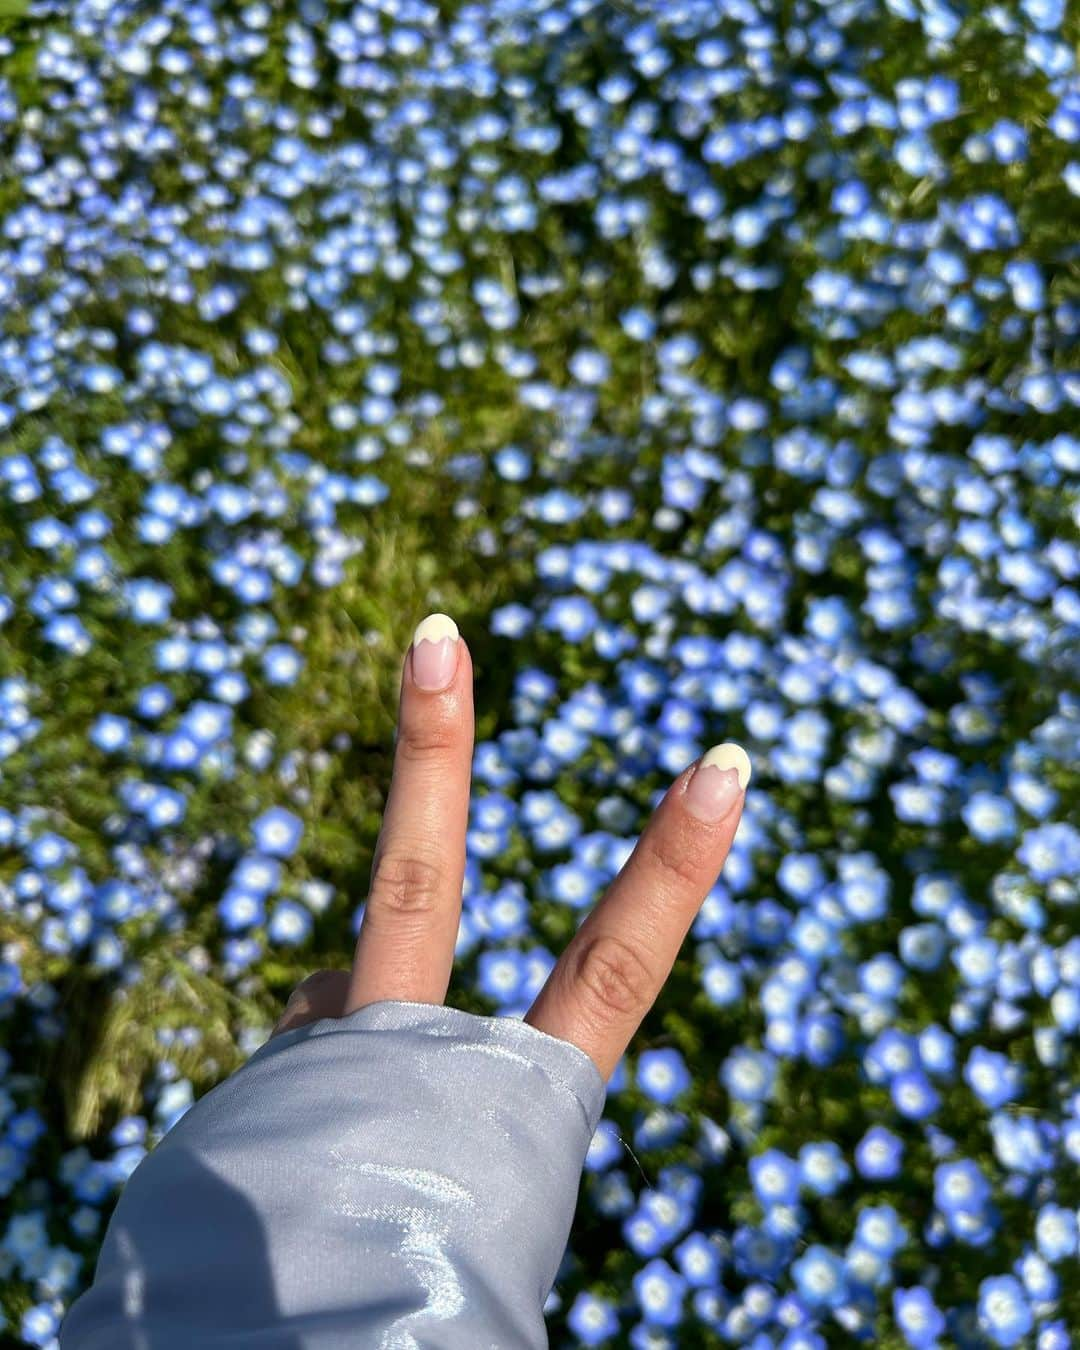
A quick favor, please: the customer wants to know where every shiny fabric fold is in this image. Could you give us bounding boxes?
[59,999,609,1349]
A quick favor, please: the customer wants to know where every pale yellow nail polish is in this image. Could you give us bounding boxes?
[684,742,752,823]
[413,612,458,645]
[411,612,460,691]
[699,742,752,790]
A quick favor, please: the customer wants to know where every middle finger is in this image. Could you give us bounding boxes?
[523,743,751,1080]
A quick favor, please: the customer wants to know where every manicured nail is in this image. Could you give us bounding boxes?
[684,743,751,823]
[411,612,460,691]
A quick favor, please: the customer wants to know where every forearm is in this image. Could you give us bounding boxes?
[58,1000,607,1350]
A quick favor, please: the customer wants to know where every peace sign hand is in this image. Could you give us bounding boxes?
[271,613,751,1083]
[61,612,753,1350]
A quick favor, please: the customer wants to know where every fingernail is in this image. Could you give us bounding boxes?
[684,743,751,823]
[411,612,460,691]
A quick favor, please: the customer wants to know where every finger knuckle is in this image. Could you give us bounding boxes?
[396,715,460,765]
[573,933,654,1024]
[368,851,446,917]
[642,828,705,889]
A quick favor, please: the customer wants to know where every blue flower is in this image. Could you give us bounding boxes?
[636,1049,692,1106]
[673,1231,722,1288]
[893,1286,945,1347]
[217,888,265,933]
[476,949,526,1007]
[750,1149,802,1208]
[1017,822,1080,882]
[584,1119,623,1173]
[251,807,303,858]
[855,1205,908,1256]
[977,1275,1033,1346]
[961,791,1017,843]
[791,1245,848,1309]
[262,644,303,686]
[230,854,282,896]
[1035,1203,1078,1263]
[964,1047,1024,1109]
[632,1257,687,1327]
[267,899,312,947]
[855,1127,904,1180]
[935,1159,991,1215]
[135,684,175,719]
[798,1142,850,1197]
[720,1047,777,1104]
[123,578,173,625]
[567,1291,620,1345]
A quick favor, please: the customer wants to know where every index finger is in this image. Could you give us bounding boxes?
[344,613,475,1015]
[522,744,751,1081]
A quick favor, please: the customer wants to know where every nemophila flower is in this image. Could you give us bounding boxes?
[701,956,743,1006]
[792,1245,847,1309]
[584,1119,623,1173]
[899,922,947,971]
[962,791,1017,843]
[1017,822,1080,882]
[134,684,175,719]
[864,1029,918,1082]
[144,786,186,829]
[567,1290,620,1345]
[230,854,281,896]
[261,643,303,685]
[123,578,173,625]
[935,1159,992,1219]
[625,1188,694,1256]
[916,1024,956,1077]
[88,714,132,754]
[991,1112,1055,1175]
[776,853,825,901]
[855,1127,904,1180]
[964,1047,1024,1109]
[855,1205,908,1256]
[267,899,312,946]
[1037,1323,1071,1350]
[673,1231,722,1288]
[217,887,265,933]
[797,1141,850,1197]
[1034,1204,1078,1263]
[1017,1248,1058,1302]
[632,1257,687,1327]
[476,949,525,1007]
[750,1149,802,1208]
[718,1041,775,1107]
[251,807,303,858]
[636,1049,691,1106]
[952,935,1000,988]
[633,1108,689,1154]
[893,1286,945,1347]
[978,1274,1033,1347]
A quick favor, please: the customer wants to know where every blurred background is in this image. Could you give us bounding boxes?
[0,0,1079,1345]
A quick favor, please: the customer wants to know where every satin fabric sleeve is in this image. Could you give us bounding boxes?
[58,999,609,1349]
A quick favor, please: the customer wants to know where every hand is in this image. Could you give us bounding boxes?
[269,612,750,1082]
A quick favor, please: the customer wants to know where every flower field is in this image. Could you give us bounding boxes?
[1,0,1079,1345]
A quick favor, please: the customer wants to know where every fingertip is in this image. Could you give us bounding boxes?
[700,742,752,790]
[409,611,461,692]
[679,743,750,825]
[412,612,459,646]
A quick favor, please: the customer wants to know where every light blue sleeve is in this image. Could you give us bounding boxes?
[58,999,608,1349]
